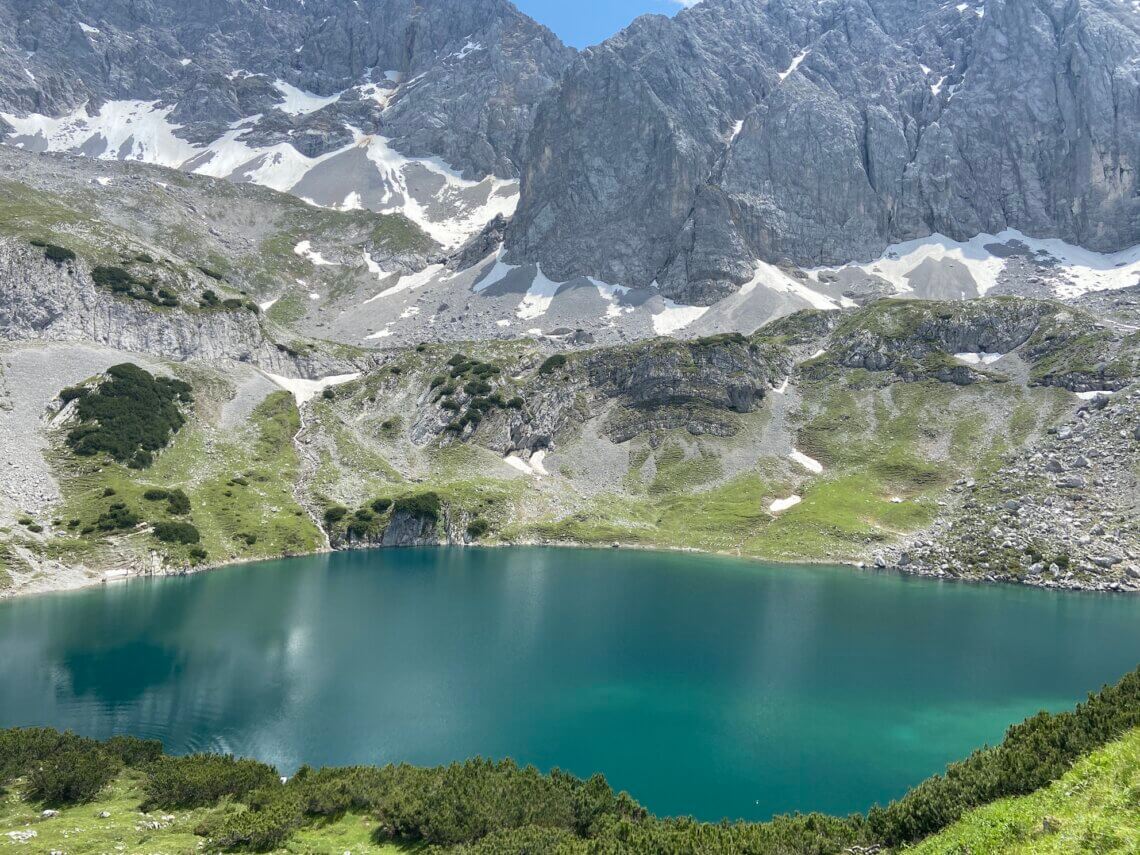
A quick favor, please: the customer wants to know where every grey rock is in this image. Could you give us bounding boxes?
[0,0,574,183]
[507,0,1140,302]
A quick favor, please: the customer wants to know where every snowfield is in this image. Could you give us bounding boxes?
[1,98,518,249]
[807,230,1140,300]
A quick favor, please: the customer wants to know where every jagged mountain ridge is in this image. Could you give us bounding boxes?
[0,0,573,247]
[0,0,1137,331]
[508,0,1140,303]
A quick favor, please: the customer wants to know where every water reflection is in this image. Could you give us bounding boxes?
[0,547,1137,822]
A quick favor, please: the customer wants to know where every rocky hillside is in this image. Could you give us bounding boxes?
[4,294,1136,596]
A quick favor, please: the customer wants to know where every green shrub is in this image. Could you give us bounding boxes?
[506,396,525,409]
[104,735,163,767]
[144,755,279,809]
[189,547,209,563]
[27,524,43,533]
[42,243,77,265]
[0,729,121,806]
[59,385,89,403]
[206,791,303,851]
[152,521,201,545]
[464,380,493,396]
[430,375,447,389]
[466,518,491,539]
[323,506,348,526]
[223,298,244,310]
[135,252,155,264]
[197,266,224,281]
[321,388,336,401]
[97,503,140,531]
[92,265,135,293]
[143,488,171,501]
[28,746,117,805]
[539,354,568,375]
[165,489,191,515]
[441,398,461,412]
[370,498,392,514]
[65,364,192,468]
[394,492,442,520]
[200,290,220,307]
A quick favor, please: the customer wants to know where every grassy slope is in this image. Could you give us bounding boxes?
[0,771,409,855]
[45,385,322,573]
[516,379,1070,563]
[911,727,1140,854]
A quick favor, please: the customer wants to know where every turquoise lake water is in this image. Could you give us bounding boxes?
[1,547,1138,821]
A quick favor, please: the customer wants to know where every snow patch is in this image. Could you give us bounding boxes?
[504,451,548,477]
[807,229,1140,299]
[954,352,1003,365]
[517,266,562,320]
[779,49,810,81]
[364,263,445,302]
[504,455,535,475]
[790,449,823,474]
[1076,390,1116,400]
[769,495,802,514]
[273,80,342,116]
[0,100,516,250]
[743,261,847,310]
[454,41,483,60]
[1,100,199,167]
[259,297,279,312]
[262,371,360,405]
[530,450,550,476]
[651,298,708,335]
[293,240,337,266]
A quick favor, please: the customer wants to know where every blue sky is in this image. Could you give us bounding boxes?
[514,0,693,48]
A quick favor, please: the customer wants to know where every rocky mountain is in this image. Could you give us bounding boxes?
[0,0,573,247]
[507,0,1140,303]
[1,0,1137,322]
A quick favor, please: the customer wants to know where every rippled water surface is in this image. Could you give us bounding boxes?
[1,547,1138,821]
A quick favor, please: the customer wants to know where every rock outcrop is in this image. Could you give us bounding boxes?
[0,241,356,377]
[885,387,1140,592]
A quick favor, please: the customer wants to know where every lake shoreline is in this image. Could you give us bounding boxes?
[4,534,1136,602]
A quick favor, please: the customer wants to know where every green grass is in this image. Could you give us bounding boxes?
[647,442,725,495]
[911,727,1140,854]
[0,771,413,854]
[50,389,321,570]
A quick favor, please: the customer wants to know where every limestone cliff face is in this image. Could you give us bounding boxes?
[507,0,1140,302]
[0,241,352,376]
[0,0,573,181]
